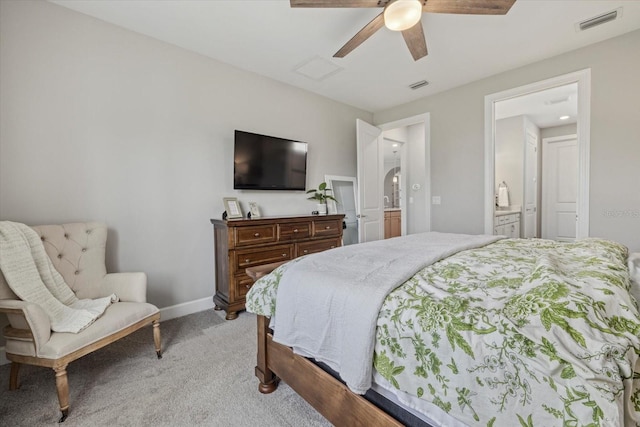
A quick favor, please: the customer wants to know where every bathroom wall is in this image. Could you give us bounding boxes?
[495,116,524,208]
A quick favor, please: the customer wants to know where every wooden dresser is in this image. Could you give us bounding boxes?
[210,214,345,320]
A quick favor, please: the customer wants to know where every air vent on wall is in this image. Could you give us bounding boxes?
[409,80,429,90]
[577,8,621,31]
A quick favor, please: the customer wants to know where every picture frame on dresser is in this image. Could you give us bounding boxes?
[223,197,243,219]
[248,202,261,218]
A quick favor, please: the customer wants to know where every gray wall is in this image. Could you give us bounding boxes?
[0,0,372,312]
[374,29,640,252]
[406,123,428,234]
[495,116,524,209]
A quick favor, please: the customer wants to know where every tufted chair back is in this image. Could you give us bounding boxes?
[0,221,160,422]
[0,222,107,300]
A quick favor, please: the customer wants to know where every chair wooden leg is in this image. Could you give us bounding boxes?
[153,320,162,359]
[9,362,20,390]
[54,365,69,422]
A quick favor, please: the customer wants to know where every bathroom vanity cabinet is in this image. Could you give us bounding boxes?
[494,211,521,238]
[384,210,401,239]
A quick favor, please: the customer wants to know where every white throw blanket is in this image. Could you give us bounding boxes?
[0,221,116,333]
[273,231,502,394]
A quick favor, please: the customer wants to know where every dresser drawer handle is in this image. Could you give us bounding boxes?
[325,226,331,230]
[303,250,308,254]
[281,253,287,257]
[245,258,250,263]
[254,233,260,237]
[293,229,298,233]
[245,284,251,289]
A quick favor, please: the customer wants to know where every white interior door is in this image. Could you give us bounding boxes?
[356,119,383,243]
[523,130,538,238]
[542,135,578,241]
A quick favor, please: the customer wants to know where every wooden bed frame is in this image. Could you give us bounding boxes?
[255,314,403,426]
[247,261,413,426]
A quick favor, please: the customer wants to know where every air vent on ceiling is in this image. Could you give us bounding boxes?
[409,80,429,90]
[545,96,570,106]
[293,56,343,82]
[577,8,621,31]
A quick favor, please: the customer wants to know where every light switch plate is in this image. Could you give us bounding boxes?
[432,196,441,205]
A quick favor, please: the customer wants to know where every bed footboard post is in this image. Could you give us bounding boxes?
[256,315,278,393]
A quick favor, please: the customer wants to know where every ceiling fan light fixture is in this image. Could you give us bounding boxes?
[384,0,422,32]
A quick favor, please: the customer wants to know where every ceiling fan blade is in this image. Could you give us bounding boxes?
[422,0,516,15]
[334,12,385,58]
[402,22,428,61]
[290,0,382,7]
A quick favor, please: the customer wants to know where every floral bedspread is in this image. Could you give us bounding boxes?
[246,238,640,426]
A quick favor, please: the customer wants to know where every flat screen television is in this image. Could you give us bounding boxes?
[233,130,308,191]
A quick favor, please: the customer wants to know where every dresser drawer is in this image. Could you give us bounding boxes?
[234,245,293,272]
[235,225,277,247]
[312,219,342,237]
[296,237,341,257]
[278,222,311,241]
[233,274,255,300]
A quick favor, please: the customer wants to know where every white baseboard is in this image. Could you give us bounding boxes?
[0,296,215,366]
[158,296,215,321]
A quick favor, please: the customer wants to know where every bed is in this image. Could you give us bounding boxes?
[246,232,640,426]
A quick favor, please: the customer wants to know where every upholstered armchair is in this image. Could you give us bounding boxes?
[0,222,161,422]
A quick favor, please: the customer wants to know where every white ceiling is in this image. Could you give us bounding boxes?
[50,0,640,113]
[496,83,578,128]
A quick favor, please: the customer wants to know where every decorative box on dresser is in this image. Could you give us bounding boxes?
[211,214,345,320]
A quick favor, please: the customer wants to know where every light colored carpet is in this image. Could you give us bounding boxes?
[0,309,332,426]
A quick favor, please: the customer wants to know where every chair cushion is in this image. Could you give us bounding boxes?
[6,302,159,359]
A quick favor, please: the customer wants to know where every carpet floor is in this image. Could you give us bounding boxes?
[0,309,332,426]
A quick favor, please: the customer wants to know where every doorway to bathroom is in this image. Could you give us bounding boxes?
[383,138,404,239]
[356,113,430,243]
[484,69,591,240]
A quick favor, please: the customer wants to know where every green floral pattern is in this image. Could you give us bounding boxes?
[246,238,640,426]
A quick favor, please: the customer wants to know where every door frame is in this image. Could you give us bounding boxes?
[523,125,538,238]
[377,113,431,234]
[484,69,591,238]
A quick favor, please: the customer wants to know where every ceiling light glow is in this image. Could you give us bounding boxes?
[384,0,422,32]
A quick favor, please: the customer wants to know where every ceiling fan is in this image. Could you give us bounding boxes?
[290,0,517,61]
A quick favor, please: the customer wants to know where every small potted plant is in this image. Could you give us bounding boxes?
[306,182,337,215]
